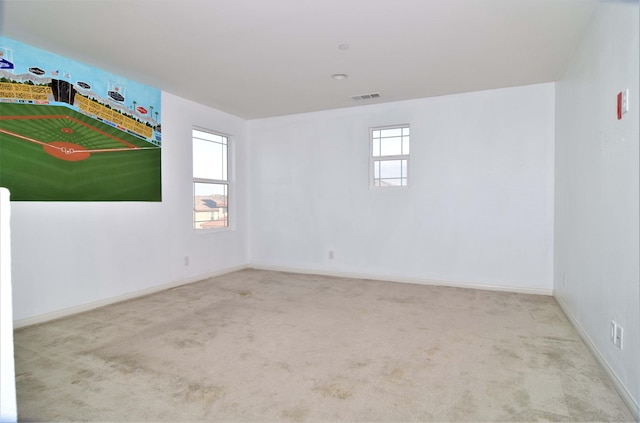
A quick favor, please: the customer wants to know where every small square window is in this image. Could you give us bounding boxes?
[371,124,410,188]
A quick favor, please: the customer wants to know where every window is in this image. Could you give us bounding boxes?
[193,128,229,230]
[371,124,410,187]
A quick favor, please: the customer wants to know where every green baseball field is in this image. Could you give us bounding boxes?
[0,103,161,201]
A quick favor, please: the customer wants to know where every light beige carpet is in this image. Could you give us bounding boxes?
[14,269,634,422]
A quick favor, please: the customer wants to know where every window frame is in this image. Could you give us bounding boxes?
[192,127,232,231]
[369,124,410,189]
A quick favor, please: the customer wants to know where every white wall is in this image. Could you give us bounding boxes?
[248,83,555,292]
[1,188,17,422]
[10,92,249,323]
[554,1,639,414]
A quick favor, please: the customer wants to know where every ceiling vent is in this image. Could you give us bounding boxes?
[350,92,380,101]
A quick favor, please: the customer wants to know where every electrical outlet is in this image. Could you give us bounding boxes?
[184,256,190,266]
[622,89,629,114]
[328,250,335,260]
[611,320,624,349]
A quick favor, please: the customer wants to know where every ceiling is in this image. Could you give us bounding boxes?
[1,0,596,119]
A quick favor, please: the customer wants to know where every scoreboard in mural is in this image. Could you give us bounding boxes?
[0,36,162,201]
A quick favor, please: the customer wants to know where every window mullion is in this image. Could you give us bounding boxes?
[194,177,226,184]
[374,154,408,161]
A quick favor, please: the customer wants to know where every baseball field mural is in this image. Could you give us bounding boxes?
[0,36,161,201]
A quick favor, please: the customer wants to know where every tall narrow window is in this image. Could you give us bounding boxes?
[371,124,410,187]
[193,128,229,230]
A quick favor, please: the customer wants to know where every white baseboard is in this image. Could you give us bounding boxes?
[14,263,552,329]
[249,263,553,296]
[13,265,249,329]
[554,294,639,421]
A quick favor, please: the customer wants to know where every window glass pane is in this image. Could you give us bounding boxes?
[401,159,408,177]
[372,130,380,139]
[403,137,410,155]
[193,138,224,180]
[380,128,402,138]
[194,182,228,229]
[402,127,410,136]
[379,178,403,187]
[222,142,228,180]
[193,129,226,144]
[373,138,381,157]
[379,160,403,179]
[374,160,380,178]
[380,137,402,156]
